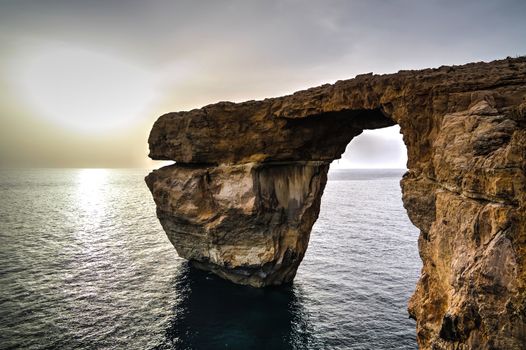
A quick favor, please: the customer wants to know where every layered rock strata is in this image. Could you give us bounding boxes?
[146,161,329,286]
[146,57,526,349]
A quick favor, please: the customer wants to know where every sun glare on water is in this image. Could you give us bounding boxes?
[12,45,157,134]
[76,168,108,214]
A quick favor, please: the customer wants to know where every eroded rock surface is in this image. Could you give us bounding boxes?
[146,162,328,287]
[146,57,526,349]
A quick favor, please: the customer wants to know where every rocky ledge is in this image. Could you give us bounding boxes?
[146,57,526,349]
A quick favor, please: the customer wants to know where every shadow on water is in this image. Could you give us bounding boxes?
[155,263,314,350]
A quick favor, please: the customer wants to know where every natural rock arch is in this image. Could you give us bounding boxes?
[146,57,526,349]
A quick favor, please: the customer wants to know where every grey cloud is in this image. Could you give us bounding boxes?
[342,129,407,168]
[4,0,524,69]
[0,0,525,167]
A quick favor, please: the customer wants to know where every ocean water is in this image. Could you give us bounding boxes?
[0,168,420,350]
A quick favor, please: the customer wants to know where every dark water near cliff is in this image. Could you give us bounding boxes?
[0,168,420,349]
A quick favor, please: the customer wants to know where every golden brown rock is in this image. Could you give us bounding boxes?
[146,162,329,287]
[146,57,526,349]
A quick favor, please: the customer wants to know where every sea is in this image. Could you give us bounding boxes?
[0,168,421,350]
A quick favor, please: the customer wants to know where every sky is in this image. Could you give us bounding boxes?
[1,0,525,169]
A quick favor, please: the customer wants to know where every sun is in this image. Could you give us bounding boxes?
[12,44,157,134]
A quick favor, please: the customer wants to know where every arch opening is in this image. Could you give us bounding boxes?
[331,124,407,170]
[296,124,421,346]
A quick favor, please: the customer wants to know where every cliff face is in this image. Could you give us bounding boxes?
[146,57,526,349]
[146,162,329,286]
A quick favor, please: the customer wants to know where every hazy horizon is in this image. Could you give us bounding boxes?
[1,0,525,168]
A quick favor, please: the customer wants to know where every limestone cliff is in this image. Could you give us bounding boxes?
[146,57,526,349]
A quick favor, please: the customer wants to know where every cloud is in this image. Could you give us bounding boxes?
[0,0,525,167]
[335,126,407,169]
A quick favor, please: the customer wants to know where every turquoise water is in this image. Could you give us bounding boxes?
[0,168,420,349]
